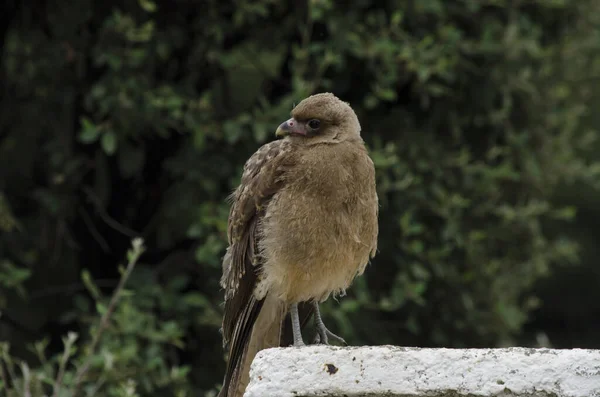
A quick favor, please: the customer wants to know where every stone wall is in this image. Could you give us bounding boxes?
[244,346,600,396]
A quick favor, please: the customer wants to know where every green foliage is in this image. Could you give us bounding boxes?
[0,239,195,397]
[1,0,600,395]
[1,239,213,396]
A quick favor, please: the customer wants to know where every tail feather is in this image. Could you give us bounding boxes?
[219,295,285,397]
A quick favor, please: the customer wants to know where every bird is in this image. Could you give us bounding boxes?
[218,92,378,397]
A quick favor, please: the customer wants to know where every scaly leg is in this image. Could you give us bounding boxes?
[290,303,305,347]
[313,301,346,345]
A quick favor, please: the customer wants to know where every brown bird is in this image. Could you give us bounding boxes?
[218,93,378,397]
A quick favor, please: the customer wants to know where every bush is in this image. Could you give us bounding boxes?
[1,0,599,395]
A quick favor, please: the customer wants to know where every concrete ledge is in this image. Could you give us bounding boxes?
[244,345,600,397]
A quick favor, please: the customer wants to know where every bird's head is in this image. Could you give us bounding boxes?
[275,93,361,142]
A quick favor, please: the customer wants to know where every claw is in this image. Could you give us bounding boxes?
[313,333,321,344]
[315,325,346,345]
[323,328,346,345]
[312,301,347,346]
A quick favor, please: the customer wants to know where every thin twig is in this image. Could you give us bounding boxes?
[20,362,31,397]
[30,279,118,300]
[87,373,107,397]
[83,187,139,238]
[71,238,145,397]
[2,353,21,396]
[52,333,77,397]
[0,355,9,395]
[78,207,111,253]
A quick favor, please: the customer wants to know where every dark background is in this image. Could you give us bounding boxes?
[1,1,599,396]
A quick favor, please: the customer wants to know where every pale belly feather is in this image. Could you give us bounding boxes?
[257,190,372,303]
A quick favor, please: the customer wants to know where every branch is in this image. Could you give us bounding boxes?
[71,238,145,396]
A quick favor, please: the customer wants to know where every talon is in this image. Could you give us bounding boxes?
[325,329,347,345]
[315,329,328,345]
[313,301,346,346]
[313,333,321,344]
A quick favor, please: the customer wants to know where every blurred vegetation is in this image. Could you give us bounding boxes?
[1,0,600,395]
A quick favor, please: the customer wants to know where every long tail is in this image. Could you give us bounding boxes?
[219,296,316,397]
[219,294,285,397]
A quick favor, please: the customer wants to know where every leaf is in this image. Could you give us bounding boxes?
[79,117,100,143]
[81,269,101,300]
[96,302,107,315]
[101,131,118,155]
[182,293,210,308]
[139,0,157,12]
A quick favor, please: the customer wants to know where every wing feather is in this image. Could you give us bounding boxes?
[219,139,293,396]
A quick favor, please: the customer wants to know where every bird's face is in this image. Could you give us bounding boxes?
[275,93,361,141]
[275,117,319,137]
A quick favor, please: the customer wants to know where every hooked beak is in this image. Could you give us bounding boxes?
[275,118,306,137]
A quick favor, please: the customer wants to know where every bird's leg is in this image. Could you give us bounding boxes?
[312,301,347,345]
[290,303,305,347]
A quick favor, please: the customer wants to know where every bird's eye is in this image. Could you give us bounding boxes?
[307,119,321,129]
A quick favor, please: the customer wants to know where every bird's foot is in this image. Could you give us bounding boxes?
[311,301,347,345]
[313,323,347,345]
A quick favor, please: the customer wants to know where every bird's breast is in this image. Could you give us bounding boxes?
[257,145,377,303]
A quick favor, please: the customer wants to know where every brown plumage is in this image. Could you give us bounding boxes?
[219,92,378,397]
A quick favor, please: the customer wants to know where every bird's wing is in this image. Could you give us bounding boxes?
[219,139,294,396]
[368,155,379,259]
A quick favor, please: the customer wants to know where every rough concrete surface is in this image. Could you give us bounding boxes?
[244,345,600,397]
